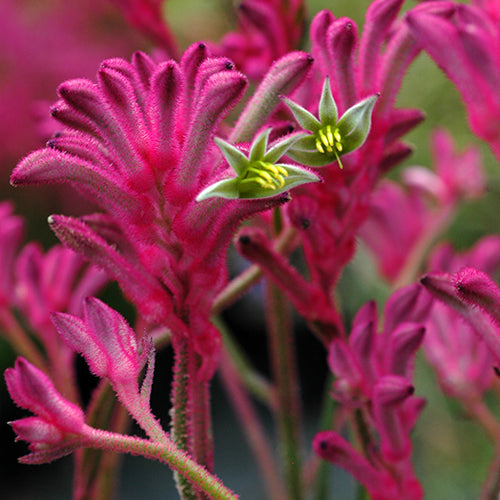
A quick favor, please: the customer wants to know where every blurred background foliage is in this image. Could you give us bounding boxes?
[0,0,499,498]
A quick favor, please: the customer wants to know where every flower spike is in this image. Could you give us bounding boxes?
[282,77,378,167]
[196,130,320,200]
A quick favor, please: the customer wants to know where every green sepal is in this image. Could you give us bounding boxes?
[196,178,240,200]
[284,134,338,167]
[281,97,322,133]
[318,77,338,125]
[249,128,271,162]
[286,148,339,167]
[336,94,378,154]
[263,133,308,164]
[214,137,249,176]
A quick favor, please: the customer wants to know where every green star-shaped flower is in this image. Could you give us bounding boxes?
[282,78,378,168]
[196,128,320,201]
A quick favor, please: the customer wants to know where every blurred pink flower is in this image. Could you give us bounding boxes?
[217,0,306,79]
[315,284,431,499]
[406,1,500,161]
[360,129,485,283]
[421,236,500,398]
[0,0,143,167]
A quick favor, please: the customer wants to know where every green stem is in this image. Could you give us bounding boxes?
[85,428,238,500]
[190,353,214,473]
[214,316,275,407]
[310,374,336,500]
[218,347,286,500]
[212,226,298,316]
[77,381,130,500]
[170,335,198,500]
[266,282,304,500]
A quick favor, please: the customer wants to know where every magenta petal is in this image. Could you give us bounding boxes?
[147,61,182,170]
[49,215,173,323]
[358,0,405,94]
[314,430,398,498]
[83,297,139,382]
[386,322,425,376]
[326,17,358,111]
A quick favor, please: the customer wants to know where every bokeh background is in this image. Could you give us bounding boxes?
[1,0,499,498]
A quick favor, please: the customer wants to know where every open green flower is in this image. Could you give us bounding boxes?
[282,78,378,168]
[196,128,320,201]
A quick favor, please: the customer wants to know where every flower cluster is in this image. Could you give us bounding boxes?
[12,46,316,380]
[3,1,500,499]
[314,284,431,499]
[407,1,500,161]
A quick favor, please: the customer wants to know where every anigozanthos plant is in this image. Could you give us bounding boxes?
[196,127,320,200]
[282,77,378,168]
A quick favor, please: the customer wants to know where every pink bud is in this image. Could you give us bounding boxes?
[5,358,85,434]
[313,430,399,499]
[10,417,64,447]
[455,267,500,325]
[52,297,140,386]
[373,375,414,462]
[386,322,425,376]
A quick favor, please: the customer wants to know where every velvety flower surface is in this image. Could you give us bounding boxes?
[422,236,500,396]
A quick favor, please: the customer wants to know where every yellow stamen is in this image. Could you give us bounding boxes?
[315,138,325,154]
[241,161,288,191]
[248,167,274,184]
[275,165,288,177]
[315,126,344,168]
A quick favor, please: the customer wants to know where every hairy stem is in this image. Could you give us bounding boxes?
[170,335,198,500]
[266,282,304,500]
[218,346,286,500]
[84,428,238,500]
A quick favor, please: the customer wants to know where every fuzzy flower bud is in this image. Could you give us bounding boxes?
[5,357,85,439]
[51,297,140,387]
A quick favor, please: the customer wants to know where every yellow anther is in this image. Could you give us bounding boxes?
[319,131,333,153]
[275,165,288,177]
[248,167,273,184]
[326,125,334,147]
[242,161,288,191]
[315,126,343,159]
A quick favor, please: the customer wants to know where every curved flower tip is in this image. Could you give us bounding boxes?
[5,357,86,435]
[5,357,87,463]
[196,128,320,201]
[282,77,378,167]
